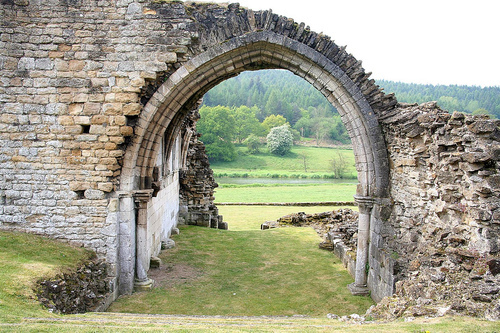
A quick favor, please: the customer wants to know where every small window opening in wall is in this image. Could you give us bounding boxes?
[82,125,90,133]
[126,115,139,127]
[74,190,85,199]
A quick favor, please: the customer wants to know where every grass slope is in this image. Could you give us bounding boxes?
[0,230,93,323]
[211,145,357,179]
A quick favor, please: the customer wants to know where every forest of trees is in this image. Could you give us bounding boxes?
[378,80,500,118]
[198,69,499,161]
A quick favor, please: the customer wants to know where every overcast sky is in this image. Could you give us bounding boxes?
[191,0,499,87]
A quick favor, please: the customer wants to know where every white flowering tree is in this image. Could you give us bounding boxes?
[266,125,293,156]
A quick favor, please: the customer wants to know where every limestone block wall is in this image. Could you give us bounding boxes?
[0,0,195,282]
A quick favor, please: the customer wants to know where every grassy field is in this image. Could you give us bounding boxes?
[214,183,357,203]
[211,145,357,179]
[2,228,500,331]
[218,205,357,230]
[109,224,373,316]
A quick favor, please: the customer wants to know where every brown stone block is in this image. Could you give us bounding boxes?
[109,150,123,158]
[83,103,101,115]
[95,150,109,158]
[123,103,142,116]
[69,181,91,191]
[130,77,145,87]
[88,94,105,102]
[107,164,122,171]
[65,125,83,134]
[103,103,122,115]
[58,44,72,52]
[116,77,130,87]
[66,156,86,164]
[98,182,114,192]
[105,126,120,136]
[98,135,109,143]
[115,93,138,103]
[104,142,117,150]
[89,125,106,135]
[100,157,117,165]
[49,51,64,58]
[120,126,133,136]
[109,136,125,144]
[1,114,18,124]
[58,94,73,103]
[140,71,157,79]
[74,116,91,125]
[68,60,86,71]
[91,115,108,125]
[111,115,127,126]
[11,156,27,162]
[73,94,89,103]
[91,78,109,87]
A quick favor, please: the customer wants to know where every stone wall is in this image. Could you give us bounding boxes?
[178,107,225,229]
[376,102,500,319]
[35,258,111,314]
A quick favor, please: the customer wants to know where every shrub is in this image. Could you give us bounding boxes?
[266,125,293,156]
[243,134,261,154]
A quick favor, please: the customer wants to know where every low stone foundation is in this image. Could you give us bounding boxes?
[262,209,359,279]
[35,258,112,314]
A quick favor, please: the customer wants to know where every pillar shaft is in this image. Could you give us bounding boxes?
[349,195,374,296]
[133,189,154,290]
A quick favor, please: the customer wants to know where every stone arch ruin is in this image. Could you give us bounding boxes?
[1,1,499,316]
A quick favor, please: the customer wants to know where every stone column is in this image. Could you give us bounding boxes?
[133,189,154,291]
[348,195,374,296]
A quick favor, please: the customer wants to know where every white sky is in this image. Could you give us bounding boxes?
[190,0,500,87]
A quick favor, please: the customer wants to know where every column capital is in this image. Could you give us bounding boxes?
[133,189,153,210]
[117,191,133,199]
[354,195,374,214]
[133,189,153,201]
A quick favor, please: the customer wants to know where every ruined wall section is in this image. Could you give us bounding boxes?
[379,102,500,318]
[0,0,196,273]
[178,108,224,229]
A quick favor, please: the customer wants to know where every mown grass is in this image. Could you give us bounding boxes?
[211,145,357,179]
[0,230,93,323]
[218,205,357,231]
[1,226,500,332]
[108,217,373,316]
[214,183,357,203]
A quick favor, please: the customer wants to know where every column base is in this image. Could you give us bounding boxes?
[348,282,370,296]
[134,278,154,292]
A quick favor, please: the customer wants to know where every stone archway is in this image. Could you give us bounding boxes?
[119,30,395,299]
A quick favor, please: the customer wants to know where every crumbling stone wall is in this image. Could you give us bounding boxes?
[35,258,111,314]
[376,102,500,319]
[178,108,225,229]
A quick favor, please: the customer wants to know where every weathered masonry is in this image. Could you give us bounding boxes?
[1,1,499,315]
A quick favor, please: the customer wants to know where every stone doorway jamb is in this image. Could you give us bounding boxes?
[348,195,374,296]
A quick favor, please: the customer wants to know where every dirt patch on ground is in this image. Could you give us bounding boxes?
[148,264,203,289]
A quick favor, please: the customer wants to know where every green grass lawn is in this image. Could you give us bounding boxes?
[0,230,93,323]
[214,183,357,203]
[211,145,357,179]
[108,207,373,317]
[2,223,500,332]
[218,205,357,231]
